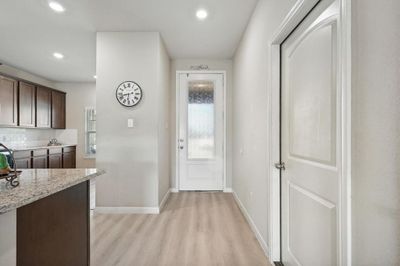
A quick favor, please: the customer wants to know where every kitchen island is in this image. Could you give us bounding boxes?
[0,168,105,266]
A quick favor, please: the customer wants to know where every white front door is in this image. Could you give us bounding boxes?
[281,0,341,265]
[178,73,224,191]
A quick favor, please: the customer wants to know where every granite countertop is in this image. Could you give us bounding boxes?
[6,144,77,152]
[0,168,105,214]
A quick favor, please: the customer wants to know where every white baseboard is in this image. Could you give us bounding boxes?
[170,188,179,193]
[159,189,171,212]
[95,188,174,215]
[232,190,270,257]
[95,206,160,214]
[223,187,233,193]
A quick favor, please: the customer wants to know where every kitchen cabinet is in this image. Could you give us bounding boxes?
[36,86,52,128]
[32,149,48,168]
[32,156,48,168]
[14,158,32,169]
[49,149,63,168]
[0,73,66,129]
[0,75,18,126]
[51,91,66,129]
[12,146,76,169]
[63,147,76,168]
[13,150,32,169]
[18,82,36,127]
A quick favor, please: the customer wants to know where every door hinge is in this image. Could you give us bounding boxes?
[274,162,286,170]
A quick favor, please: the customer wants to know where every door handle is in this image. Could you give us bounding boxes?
[274,162,286,170]
[178,139,184,150]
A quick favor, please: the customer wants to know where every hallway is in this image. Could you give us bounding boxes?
[91,192,270,266]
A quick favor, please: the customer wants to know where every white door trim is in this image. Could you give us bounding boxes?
[268,0,352,264]
[175,70,227,191]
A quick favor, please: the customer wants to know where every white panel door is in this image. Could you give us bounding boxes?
[178,73,224,190]
[281,1,341,265]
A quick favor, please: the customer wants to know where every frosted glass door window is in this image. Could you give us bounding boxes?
[187,81,215,159]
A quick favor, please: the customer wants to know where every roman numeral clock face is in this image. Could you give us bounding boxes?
[116,81,143,107]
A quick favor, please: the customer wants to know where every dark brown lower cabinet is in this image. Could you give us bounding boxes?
[63,152,76,168]
[14,158,31,169]
[12,146,76,169]
[32,156,48,168]
[48,154,62,169]
[17,181,90,266]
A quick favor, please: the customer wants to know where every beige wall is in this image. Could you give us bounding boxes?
[232,0,295,249]
[96,32,170,208]
[55,82,96,168]
[351,0,400,264]
[170,59,233,189]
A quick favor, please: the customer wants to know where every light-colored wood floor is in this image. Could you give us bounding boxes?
[91,192,271,266]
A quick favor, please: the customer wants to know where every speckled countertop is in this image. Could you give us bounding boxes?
[0,168,105,214]
[5,144,77,152]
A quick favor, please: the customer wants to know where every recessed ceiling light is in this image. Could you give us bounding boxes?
[93,75,97,79]
[49,1,65,13]
[53,52,64,59]
[196,9,208,20]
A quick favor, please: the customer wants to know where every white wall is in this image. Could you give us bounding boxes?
[157,39,171,204]
[232,0,295,251]
[0,64,54,88]
[170,59,233,189]
[96,32,170,208]
[351,0,400,264]
[0,210,16,266]
[55,82,96,168]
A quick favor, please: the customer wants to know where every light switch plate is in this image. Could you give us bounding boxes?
[127,118,135,128]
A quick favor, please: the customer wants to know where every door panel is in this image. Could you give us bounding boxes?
[51,91,66,129]
[36,86,52,128]
[18,82,36,127]
[0,76,18,126]
[178,73,224,190]
[32,156,48,168]
[281,1,340,265]
[48,154,62,169]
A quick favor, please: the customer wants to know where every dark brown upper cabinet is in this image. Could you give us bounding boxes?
[51,90,66,129]
[36,86,52,128]
[0,75,18,126]
[18,82,36,127]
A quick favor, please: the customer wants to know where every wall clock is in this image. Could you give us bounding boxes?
[116,81,143,107]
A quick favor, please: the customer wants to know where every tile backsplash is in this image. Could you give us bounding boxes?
[0,128,77,149]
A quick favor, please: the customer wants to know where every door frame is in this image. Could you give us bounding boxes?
[175,71,227,191]
[268,0,352,264]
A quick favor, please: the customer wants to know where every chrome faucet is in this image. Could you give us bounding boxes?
[0,143,19,187]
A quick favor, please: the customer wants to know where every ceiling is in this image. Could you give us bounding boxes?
[0,0,258,82]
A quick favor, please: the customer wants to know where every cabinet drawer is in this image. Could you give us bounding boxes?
[48,147,62,154]
[63,146,76,153]
[13,150,32,159]
[33,149,47,157]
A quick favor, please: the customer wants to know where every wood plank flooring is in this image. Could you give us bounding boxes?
[91,192,271,266]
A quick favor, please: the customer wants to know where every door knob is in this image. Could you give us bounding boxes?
[274,162,286,170]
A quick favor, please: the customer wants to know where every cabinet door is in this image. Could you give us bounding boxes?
[14,158,32,169]
[51,91,66,129]
[36,87,51,128]
[18,82,36,127]
[32,156,48,168]
[48,154,62,168]
[63,152,76,168]
[0,76,18,126]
